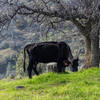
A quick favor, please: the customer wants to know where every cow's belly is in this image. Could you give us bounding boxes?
[37,54,58,63]
[34,51,58,63]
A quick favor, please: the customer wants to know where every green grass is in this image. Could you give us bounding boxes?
[0,68,100,100]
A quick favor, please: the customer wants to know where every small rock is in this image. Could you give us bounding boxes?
[16,86,25,89]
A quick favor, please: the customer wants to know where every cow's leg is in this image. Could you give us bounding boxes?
[57,62,62,73]
[27,57,33,78]
[32,63,39,75]
[57,60,63,73]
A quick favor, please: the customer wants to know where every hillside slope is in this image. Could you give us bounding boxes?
[0,68,100,100]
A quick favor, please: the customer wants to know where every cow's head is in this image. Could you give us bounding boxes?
[70,57,79,72]
[69,49,81,72]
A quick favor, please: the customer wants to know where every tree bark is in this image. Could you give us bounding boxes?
[84,35,91,68]
[91,33,99,67]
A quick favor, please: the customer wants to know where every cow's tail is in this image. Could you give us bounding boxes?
[23,47,26,72]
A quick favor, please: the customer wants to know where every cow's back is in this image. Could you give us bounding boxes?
[31,42,59,63]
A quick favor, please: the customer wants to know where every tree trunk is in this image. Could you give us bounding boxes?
[84,35,91,68]
[91,34,99,67]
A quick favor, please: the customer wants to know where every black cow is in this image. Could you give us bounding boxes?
[23,41,79,78]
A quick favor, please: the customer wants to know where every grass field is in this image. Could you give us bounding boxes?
[0,68,100,100]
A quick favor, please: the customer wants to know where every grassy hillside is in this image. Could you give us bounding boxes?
[0,68,100,100]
